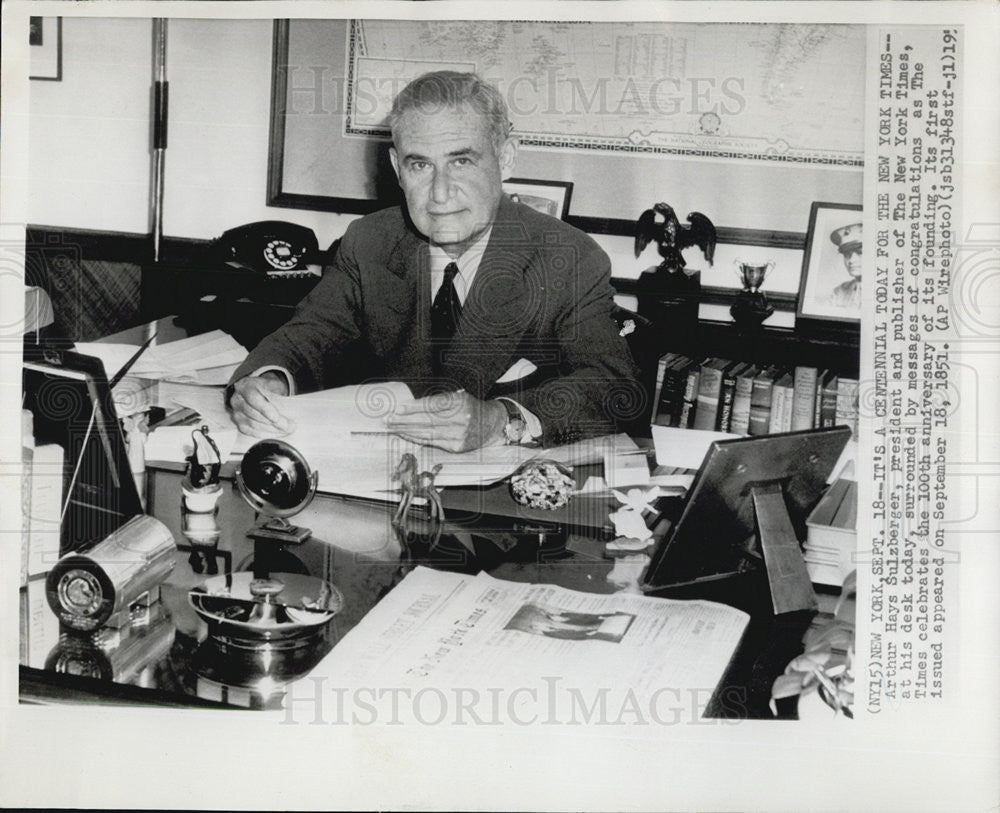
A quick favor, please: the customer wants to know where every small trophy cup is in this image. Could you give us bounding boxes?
[730,260,775,332]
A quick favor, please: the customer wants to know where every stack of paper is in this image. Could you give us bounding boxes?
[76,330,247,385]
[803,478,858,586]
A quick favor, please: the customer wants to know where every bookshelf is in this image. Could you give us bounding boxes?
[649,355,859,440]
[612,277,860,433]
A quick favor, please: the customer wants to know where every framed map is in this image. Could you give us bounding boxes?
[345,20,865,165]
[268,19,865,232]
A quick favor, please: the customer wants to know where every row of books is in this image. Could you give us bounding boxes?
[651,354,859,437]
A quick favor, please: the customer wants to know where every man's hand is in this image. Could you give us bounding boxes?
[229,373,294,437]
[386,391,507,452]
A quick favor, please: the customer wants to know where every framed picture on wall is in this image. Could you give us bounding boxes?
[502,178,573,221]
[29,17,62,81]
[796,202,863,324]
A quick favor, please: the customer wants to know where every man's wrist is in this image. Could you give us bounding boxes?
[478,399,506,446]
[257,370,290,396]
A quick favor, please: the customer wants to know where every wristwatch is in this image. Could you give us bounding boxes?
[499,399,527,445]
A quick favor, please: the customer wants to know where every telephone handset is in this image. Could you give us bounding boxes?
[215,221,321,279]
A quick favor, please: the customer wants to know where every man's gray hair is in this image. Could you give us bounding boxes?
[389,71,512,151]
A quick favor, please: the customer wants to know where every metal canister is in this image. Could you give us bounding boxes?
[46,515,176,631]
[44,612,175,683]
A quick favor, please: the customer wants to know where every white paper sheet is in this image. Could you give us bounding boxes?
[76,330,247,381]
[651,425,741,470]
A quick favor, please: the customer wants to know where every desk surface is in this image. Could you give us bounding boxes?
[21,458,814,716]
[19,478,622,710]
[22,317,817,716]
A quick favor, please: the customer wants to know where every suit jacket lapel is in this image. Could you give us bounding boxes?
[366,226,434,384]
[380,228,428,316]
[446,196,536,393]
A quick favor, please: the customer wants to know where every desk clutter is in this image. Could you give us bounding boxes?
[20,330,857,716]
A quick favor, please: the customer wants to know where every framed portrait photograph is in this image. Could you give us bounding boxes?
[796,202,863,324]
[502,178,574,220]
[29,17,62,81]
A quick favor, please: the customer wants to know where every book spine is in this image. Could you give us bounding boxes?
[729,367,755,436]
[779,378,795,432]
[667,359,694,427]
[653,358,686,427]
[791,366,818,431]
[748,370,775,436]
[692,361,724,430]
[769,375,794,434]
[715,365,739,432]
[821,374,840,427]
[649,353,677,425]
[836,378,860,438]
[678,365,701,428]
[813,369,826,429]
[666,360,695,427]
[768,382,786,434]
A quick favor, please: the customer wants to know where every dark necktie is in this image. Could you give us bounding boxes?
[431,261,462,343]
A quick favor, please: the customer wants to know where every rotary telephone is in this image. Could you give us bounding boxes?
[215,221,321,279]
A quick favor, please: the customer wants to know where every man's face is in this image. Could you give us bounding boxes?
[390,104,516,257]
[841,246,862,280]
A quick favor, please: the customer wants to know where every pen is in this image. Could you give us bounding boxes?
[107,331,158,390]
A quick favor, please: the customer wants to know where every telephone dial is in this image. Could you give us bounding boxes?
[215,221,321,279]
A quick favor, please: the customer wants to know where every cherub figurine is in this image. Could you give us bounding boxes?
[391,453,445,552]
[609,486,661,541]
[634,202,716,276]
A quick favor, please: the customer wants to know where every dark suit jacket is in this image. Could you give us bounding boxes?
[232,196,641,444]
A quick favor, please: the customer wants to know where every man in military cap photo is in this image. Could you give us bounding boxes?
[826,222,862,310]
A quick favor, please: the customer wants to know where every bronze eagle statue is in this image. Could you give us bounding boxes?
[634,202,717,275]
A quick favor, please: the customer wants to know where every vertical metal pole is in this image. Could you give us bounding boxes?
[147,19,168,343]
[151,18,168,262]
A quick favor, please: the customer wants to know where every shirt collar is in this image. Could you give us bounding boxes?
[428,226,493,278]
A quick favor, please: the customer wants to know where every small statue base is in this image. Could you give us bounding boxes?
[730,291,774,333]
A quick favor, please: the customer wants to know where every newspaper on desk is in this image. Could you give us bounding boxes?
[296,566,749,725]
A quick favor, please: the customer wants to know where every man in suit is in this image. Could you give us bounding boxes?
[229,71,639,451]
